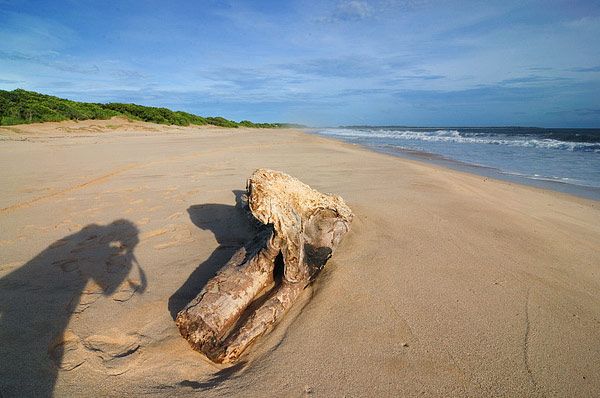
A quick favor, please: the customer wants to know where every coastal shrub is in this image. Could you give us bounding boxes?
[0,89,279,128]
[174,111,208,126]
[0,89,119,124]
[205,116,239,128]
[238,120,256,127]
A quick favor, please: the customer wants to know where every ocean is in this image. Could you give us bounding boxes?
[312,127,600,200]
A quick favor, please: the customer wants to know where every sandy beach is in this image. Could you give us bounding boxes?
[1,118,599,397]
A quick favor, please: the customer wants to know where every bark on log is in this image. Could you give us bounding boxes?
[176,169,353,364]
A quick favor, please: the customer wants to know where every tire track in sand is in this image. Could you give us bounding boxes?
[0,163,139,215]
[0,142,278,216]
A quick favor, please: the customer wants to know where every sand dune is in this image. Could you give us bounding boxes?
[1,119,599,397]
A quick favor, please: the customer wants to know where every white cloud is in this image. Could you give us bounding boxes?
[335,0,371,20]
[317,0,372,22]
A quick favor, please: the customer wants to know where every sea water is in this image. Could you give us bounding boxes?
[312,127,600,200]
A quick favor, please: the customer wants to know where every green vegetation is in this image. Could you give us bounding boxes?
[0,89,292,128]
[0,89,118,125]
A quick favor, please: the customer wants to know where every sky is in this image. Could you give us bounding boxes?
[1,0,599,127]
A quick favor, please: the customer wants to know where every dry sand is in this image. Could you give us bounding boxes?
[1,118,599,397]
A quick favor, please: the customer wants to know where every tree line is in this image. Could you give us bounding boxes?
[0,89,291,128]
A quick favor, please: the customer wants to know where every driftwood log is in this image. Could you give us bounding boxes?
[176,169,353,363]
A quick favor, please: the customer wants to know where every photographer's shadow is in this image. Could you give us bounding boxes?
[0,219,146,398]
[168,191,258,319]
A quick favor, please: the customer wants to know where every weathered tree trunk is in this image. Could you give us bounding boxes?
[176,169,353,364]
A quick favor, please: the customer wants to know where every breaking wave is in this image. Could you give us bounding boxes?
[322,128,600,153]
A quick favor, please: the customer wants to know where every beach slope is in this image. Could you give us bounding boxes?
[1,119,599,397]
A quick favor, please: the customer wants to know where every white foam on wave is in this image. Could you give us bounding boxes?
[321,128,600,153]
[500,171,600,188]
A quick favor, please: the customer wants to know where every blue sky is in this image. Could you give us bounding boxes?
[1,0,599,126]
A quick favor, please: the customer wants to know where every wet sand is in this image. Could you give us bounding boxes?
[1,118,599,397]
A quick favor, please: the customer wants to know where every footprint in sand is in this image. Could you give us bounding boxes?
[110,278,143,302]
[49,330,88,371]
[50,329,144,376]
[82,330,143,375]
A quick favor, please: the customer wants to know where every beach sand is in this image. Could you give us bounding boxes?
[1,118,599,397]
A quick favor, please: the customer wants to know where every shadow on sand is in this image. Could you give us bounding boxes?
[168,190,258,320]
[0,219,146,398]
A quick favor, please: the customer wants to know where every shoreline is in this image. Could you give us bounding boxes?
[3,119,598,202]
[1,120,599,396]
[306,129,600,201]
[301,128,600,206]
